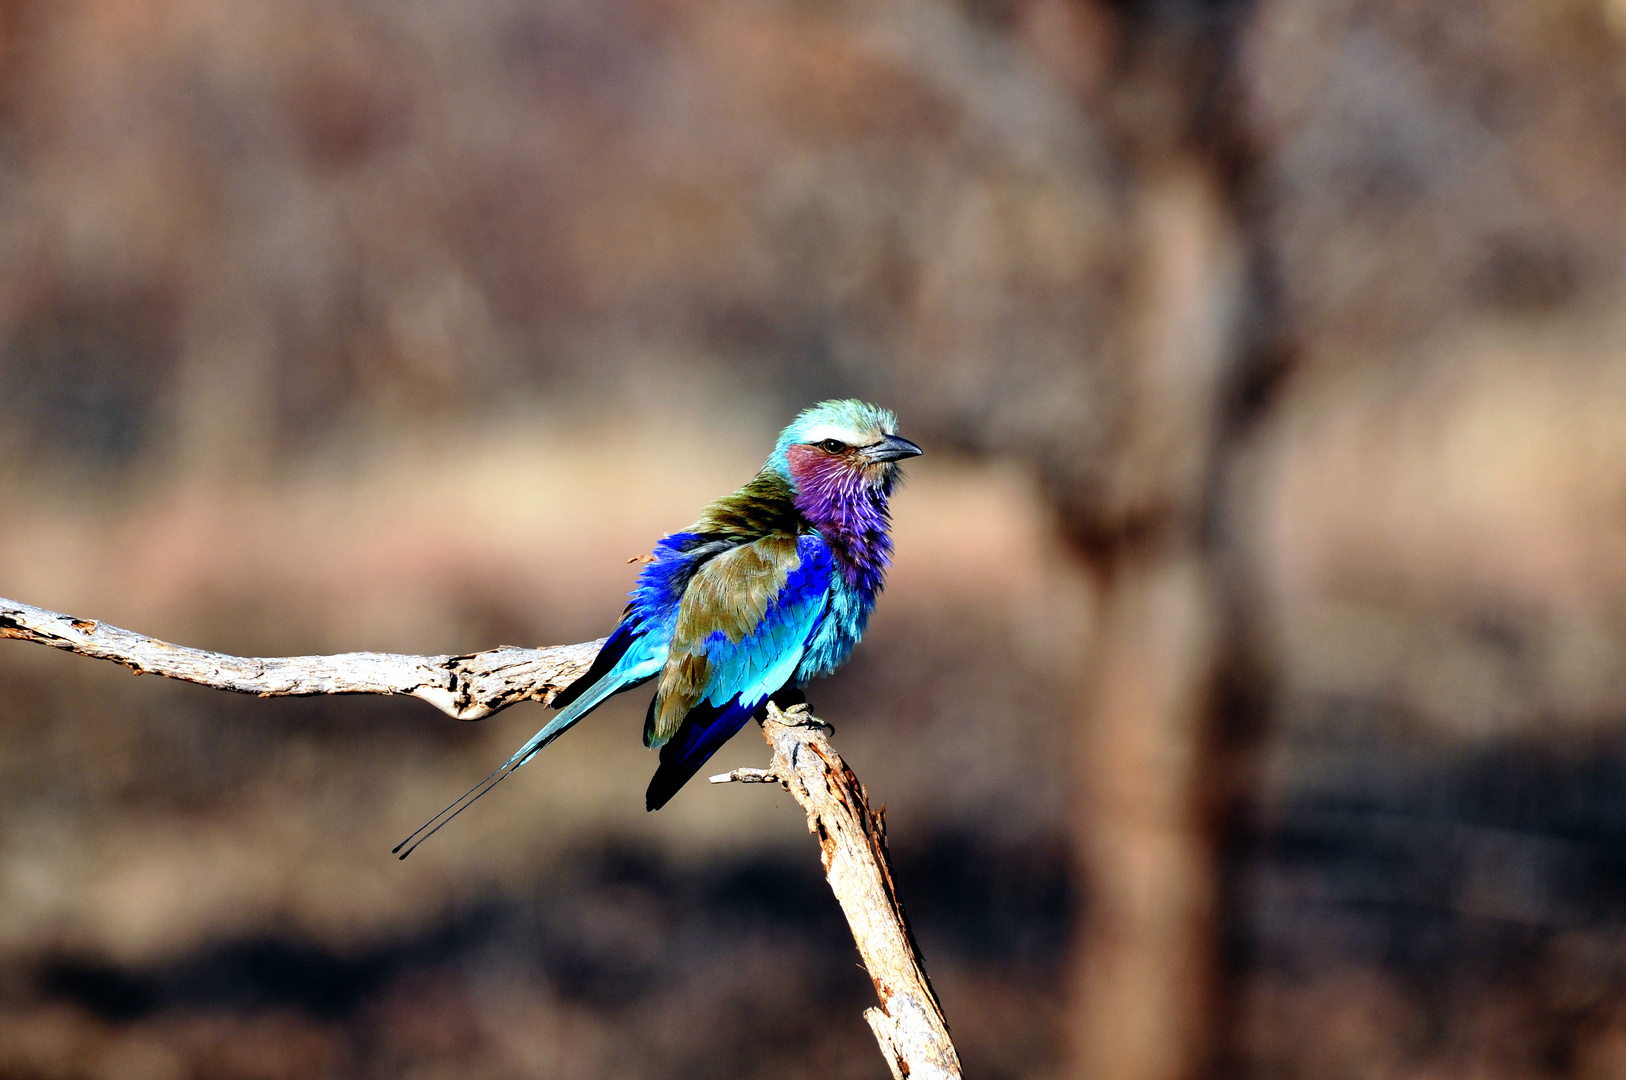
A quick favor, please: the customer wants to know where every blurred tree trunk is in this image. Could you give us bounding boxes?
[1061,9,1257,1079]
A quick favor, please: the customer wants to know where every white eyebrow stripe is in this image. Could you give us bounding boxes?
[800,424,872,446]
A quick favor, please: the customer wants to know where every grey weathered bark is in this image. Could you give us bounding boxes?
[0,594,960,1078]
[712,705,963,1080]
[0,595,603,720]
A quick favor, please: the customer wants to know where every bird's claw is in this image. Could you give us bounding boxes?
[775,703,833,735]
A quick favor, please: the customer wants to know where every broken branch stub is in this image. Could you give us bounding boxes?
[714,704,963,1080]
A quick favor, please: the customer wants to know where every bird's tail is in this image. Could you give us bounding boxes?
[393,645,662,859]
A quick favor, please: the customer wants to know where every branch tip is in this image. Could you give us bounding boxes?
[709,767,775,784]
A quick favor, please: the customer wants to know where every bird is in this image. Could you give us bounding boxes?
[396,399,922,857]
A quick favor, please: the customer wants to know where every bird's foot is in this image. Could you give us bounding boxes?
[773,702,833,735]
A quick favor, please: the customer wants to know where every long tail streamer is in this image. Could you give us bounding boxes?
[393,747,541,860]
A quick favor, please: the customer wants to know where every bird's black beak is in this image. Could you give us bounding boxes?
[862,434,924,463]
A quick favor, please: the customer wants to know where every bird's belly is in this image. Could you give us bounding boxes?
[794,587,871,682]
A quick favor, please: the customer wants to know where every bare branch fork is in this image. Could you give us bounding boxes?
[0,595,962,1078]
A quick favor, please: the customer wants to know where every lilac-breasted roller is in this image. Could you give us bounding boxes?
[396,400,921,856]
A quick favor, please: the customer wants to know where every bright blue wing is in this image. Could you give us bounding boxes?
[644,533,834,808]
[398,532,831,856]
[695,534,832,706]
[497,529,716,770]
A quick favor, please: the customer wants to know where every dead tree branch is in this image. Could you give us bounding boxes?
[713,703,963,1080]
[1,596,960,1076]
[0,595,601,720]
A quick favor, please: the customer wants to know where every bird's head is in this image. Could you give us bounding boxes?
[769,400,922,507]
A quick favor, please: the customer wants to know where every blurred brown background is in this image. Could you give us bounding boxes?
[3,0,1626,1077]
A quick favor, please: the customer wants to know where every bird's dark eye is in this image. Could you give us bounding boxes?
[819,438,847,454]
